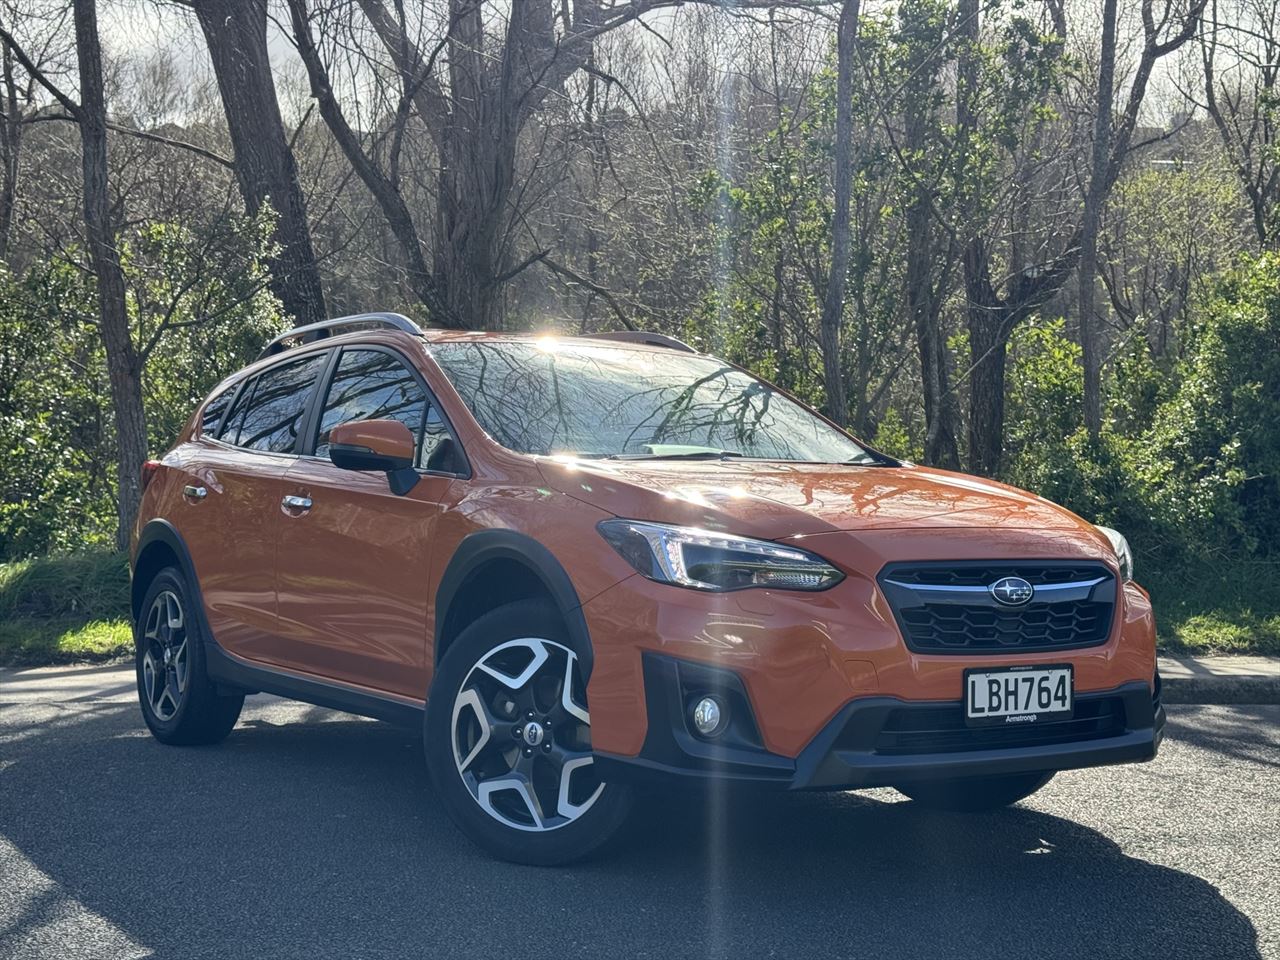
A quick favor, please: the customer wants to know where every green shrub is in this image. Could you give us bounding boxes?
[0,549,130,621]
[0,549,132,666]
[0,208,285,561]
[1133,251,1280,557]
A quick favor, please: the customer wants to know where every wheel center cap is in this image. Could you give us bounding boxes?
[522,721,545,747]
[163,648,172,665]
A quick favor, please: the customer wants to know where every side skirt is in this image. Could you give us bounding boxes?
[205,644,425,728]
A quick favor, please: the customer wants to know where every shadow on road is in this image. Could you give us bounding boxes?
[0,702,1261,960]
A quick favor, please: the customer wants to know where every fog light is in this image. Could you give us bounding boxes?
[691,696,726,738]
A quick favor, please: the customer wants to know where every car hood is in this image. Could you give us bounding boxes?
[536,458,1091,541]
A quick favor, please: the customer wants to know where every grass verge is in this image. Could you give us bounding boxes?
[0,550,132,667]
[1147,559,1280,657]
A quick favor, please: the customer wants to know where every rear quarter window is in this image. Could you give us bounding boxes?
[199,385,237,438]
[220,352,328,453]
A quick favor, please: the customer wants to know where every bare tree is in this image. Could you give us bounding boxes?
[1199,0,1280,247]
[1,0,146,548]
[183,0,328,326]
[1074,0,1207,436]
[957,0,1204,475]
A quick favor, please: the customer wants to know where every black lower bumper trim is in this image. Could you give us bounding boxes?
[595,654,1164,791]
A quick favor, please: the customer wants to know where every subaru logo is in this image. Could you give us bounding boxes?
[990,576,1034,606]
[522,722,545,747]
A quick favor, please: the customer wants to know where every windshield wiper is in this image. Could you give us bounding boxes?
[610,450,747,461]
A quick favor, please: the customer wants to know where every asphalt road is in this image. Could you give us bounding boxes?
[1,666,1277,960]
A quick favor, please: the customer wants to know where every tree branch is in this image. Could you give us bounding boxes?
[31,111,234,168]
[0,22,79,118]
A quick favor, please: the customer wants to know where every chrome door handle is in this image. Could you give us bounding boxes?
[183,485,207,500]
[282,495,312,511]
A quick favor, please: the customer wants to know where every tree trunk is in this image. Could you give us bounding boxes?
[195,0,327,326]
[73,0,147,551]
[432,0,525,329]
[1079,0,1119,438]
[905,200,959,468]
[818,0,860,426]
[967,332,1007,479]
[0,45,23,260]
[965,270,1008,478]
[286,0,459,326]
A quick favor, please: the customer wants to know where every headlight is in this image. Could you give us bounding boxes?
[597,519,844,592]
[1096,526,1134,582]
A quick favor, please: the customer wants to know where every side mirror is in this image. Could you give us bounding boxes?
[328,419,418,495]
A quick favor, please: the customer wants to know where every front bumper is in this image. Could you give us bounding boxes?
[594,654,1165,790]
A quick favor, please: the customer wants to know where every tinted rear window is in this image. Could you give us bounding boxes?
[200,385,236,437]
[223,353,327,454]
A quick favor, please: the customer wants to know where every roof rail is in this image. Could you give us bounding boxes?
[257,312,423,361]
[581,330,697,353]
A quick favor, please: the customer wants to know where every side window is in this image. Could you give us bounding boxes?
[200,384,236,437]
[226,353,327,454]
[316,349,432,466]
[217,378,254,443]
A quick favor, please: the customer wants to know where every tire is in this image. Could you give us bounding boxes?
[896,771,1055,812]
[424,599,632,865]
[135,567,244,746]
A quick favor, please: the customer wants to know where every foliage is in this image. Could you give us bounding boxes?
[128,208,289,448]
[0,548,132,667]
[0,261,115,559]
[0,209,285,560]
[1135,251,1280,557]
[1147,558,1280,655]
[0,548,129,620]
[1003,257,1280,578]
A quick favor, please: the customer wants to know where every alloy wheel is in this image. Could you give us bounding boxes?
[450,638,604,832]
[141,590,189,722]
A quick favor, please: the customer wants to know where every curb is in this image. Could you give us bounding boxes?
[1159,674,1280,706]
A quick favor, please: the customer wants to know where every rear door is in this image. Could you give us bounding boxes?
[275,346,464,698]
[180,349,329,664]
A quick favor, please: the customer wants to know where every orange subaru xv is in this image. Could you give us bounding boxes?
[131,312,1164,864]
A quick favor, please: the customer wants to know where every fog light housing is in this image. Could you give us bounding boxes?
[691,696,727,738]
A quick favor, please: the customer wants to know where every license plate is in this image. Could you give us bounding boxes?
[964,665,1073,726]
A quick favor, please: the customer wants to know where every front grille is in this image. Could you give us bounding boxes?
[898,598,1111,649]
[874,697,1127,755]
[878,562,1117,654]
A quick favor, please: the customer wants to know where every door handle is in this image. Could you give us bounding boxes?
[183,485,207,500]
[282,495,313,511]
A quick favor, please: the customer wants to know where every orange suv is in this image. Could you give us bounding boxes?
[131,312,1164,864]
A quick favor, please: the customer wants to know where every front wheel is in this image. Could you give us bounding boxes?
[424,599,631,865]
[896,771,1054,812]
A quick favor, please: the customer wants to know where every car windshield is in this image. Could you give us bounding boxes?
[430,339,880,463]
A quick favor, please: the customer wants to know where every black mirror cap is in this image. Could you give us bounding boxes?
[330,443,413,474]
[388,466,419,496]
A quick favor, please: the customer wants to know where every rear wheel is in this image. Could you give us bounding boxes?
[135,567,243,745]
[425,599,631,865]
[896,771,1054,811]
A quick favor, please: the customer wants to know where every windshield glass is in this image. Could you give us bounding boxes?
[431,340,878,463]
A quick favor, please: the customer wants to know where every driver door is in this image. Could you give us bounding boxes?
[273,346,463,699]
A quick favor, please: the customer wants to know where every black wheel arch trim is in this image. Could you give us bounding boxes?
[132,520,208,626]
[433,529,595,680]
